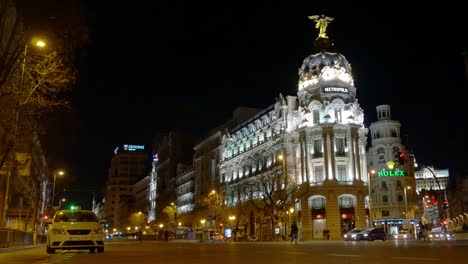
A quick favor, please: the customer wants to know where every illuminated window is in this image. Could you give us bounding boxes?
[313,110,320,124]
[310,197,326,209]
[334,108,342,123]
[335,138,345,156]
[313,139,322,158]
[314,166,324,182]
[337,165,347,181]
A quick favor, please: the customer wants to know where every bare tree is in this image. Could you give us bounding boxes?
[0,0,80,228]
[241,169,309,238]
[0,0,26,97]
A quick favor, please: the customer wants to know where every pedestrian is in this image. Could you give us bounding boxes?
[164,229,169,241]
[323,229,330,240]
[290,221,298,244]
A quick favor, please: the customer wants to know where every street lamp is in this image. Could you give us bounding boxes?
[367,169,376,226]
[58,198,66,209]
[210,190,219,230]
[51,170,65,208]
[404,186,411,219]
[171,202,178,239]
[200,219,206,240]
[278,153,286,188]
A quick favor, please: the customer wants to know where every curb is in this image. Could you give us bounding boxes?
[0,243,44,253]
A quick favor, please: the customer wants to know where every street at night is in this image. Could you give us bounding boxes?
[2,239,468,264]
[1,1,468,263]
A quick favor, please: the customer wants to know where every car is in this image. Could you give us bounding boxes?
[427,231,441,240]
[358,228,387,241]
[394,230,412,240]
[440,232,455,240]
[343,228,362,241]
[45,208,106,254]
[210,231,223,240]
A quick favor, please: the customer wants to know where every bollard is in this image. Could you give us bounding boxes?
[33,231,37,245]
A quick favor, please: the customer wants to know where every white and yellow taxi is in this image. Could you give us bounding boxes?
[46,207,105,254]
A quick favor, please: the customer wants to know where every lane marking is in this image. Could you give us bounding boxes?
[392,257,440,261]
[328,254,360,257]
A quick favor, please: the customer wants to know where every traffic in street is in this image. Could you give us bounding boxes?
[1,239,467,264]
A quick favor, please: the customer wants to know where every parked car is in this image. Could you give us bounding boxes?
[394,230,412,240]
[343,228,362,241]
[358,228,387,241]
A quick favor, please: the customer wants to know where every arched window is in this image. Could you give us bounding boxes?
[377,148,385,163]
[382,195,388,203]
[308,196,326,209]
[398,195,403,202]
[338,196,355,208]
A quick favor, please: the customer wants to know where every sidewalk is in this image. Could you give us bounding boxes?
[0,243,44,253]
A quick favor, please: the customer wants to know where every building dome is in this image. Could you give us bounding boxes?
[298,51,354,91]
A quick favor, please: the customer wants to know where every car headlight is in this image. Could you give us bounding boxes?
[52,229,66,235]
[344,234,348,238]
[394,235,398,238]
[351,234,357,238]
[91,228,103,234]
[363,234,368,237]
[429,234,433,238]
[403,235,407,238]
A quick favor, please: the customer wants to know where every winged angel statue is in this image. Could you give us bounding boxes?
[308,15,334,39]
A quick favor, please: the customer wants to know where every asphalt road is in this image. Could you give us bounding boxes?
[1,239,467,264]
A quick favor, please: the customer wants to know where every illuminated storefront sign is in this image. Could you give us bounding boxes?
[378,161,407,177]
[323,87,349,93]
[123,144,145,151]
[378,170,406,177]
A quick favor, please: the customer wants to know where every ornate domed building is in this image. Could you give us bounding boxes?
[194,16,370,241]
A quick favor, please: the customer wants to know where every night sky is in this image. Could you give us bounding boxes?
[22,1,468,208]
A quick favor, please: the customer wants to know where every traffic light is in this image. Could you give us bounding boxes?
[398,152,405,165]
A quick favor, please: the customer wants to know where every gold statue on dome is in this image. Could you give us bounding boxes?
[308,14,334,39]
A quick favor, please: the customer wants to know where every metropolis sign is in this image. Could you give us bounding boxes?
[323,87,349,94]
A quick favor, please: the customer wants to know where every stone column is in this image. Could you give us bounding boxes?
[300,197,313,241]
[355,191,367,230]
[325,189,341,240]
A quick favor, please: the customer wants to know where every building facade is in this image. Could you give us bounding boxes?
[415,167,449,193]
[367,105,418,236]
[215,35,369,240]
[104,144,149,230]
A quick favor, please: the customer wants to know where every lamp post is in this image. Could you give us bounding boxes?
[229,215,236,240]
[58,198,66,209]
[404,186,411,219]
[278,153,286,188]
[51,170,65,208]
[171,202,177,239]
[367,169,376,226]
[210,190,219,230]
[200,219,206,240]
